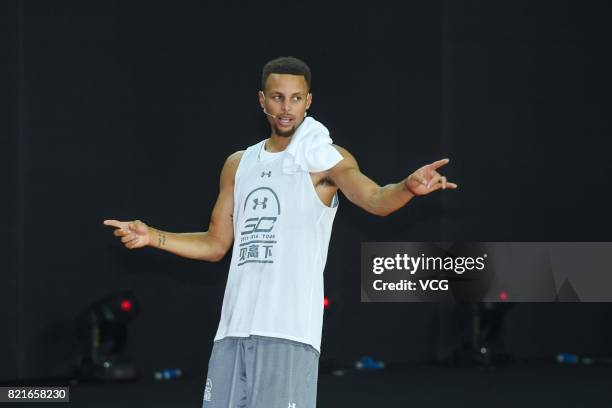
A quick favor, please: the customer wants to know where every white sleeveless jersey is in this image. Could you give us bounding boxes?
[213,139,339,352]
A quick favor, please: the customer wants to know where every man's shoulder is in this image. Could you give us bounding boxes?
[226,138,267,164]
[330,144,357,170]
[310,145,355,184]
[222,150,245,178]
[331,144,348,157]
[227,150,245,163]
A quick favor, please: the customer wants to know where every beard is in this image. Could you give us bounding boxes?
[273,123,298,138]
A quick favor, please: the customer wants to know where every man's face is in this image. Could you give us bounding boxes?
[259,73,312,138]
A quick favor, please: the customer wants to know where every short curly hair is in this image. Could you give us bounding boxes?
[261,56,311,91]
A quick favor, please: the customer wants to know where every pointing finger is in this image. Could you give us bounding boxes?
[430,158,450,170]
[103,219,125,229]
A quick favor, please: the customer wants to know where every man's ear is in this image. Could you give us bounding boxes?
[258,90,266,109]
[306,92,312,110]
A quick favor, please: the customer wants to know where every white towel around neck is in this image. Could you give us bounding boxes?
[281,116,343,174]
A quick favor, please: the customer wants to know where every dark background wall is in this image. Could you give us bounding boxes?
[1,0,22,383]
[2,0,611,381]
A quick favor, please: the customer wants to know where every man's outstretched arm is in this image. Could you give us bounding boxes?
[328,145,457,217]
[103,150,243,262]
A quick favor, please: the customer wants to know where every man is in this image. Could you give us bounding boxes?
[103,56,457,407]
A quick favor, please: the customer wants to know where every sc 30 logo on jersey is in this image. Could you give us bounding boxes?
[241,216,277,235]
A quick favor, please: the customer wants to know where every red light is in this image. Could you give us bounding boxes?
[499,291,508,301]
[120,299,132,312]
[323,296,330,309]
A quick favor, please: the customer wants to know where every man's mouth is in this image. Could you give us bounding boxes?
[277,116,294,127]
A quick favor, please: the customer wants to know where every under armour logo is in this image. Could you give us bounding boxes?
[252,197,268,210]
[261,171,272,178]
[288,403,296,408]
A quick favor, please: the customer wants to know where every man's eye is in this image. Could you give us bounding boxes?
[273,96,282,101]
[292,96,302,102]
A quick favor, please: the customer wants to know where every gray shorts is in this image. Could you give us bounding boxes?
[201,335,320,408]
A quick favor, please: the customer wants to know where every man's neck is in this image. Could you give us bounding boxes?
[265,134,292,152]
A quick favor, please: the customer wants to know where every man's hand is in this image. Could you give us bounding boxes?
[103,219,152,249]
[405,158,458,196]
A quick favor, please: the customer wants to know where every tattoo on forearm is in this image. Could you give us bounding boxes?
[158,231,166,247]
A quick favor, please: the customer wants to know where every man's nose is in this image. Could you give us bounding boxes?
[281,100,291,112]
